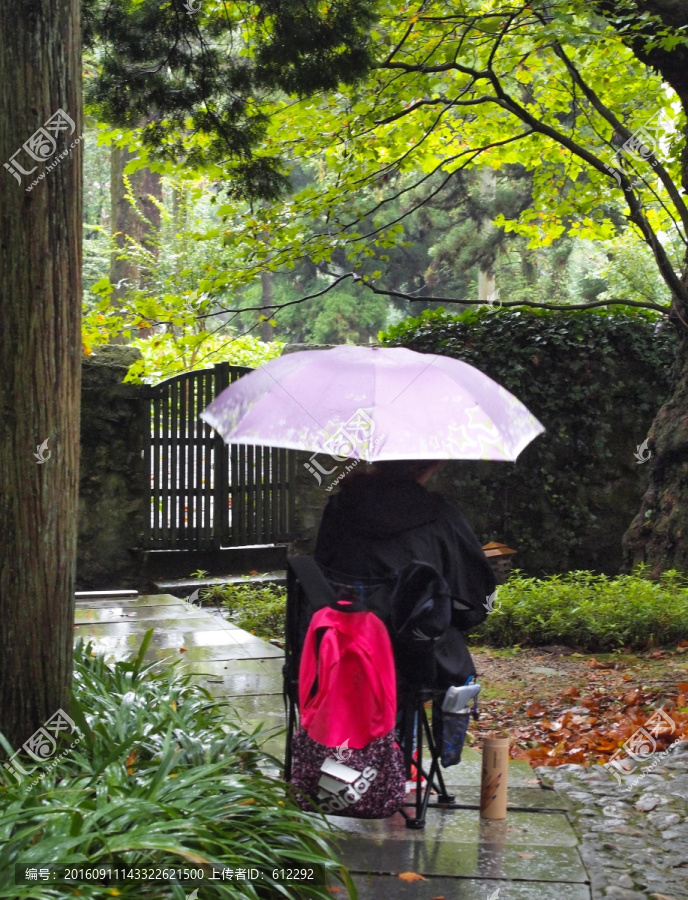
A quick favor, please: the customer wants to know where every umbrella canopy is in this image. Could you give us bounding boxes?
[200,345,544,462]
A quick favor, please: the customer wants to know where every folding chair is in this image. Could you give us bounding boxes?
[395,690,457,828]
[283,555,456,829]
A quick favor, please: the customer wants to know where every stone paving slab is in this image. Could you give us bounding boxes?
[420,785,569,812]
[72,591,591,897]
[333,805,579,845]
[74,593,185,608]
[74,606,219,625]
[74,616,283,663]
[181,658,284,695]
[333,808,586,882]
[351,875,591,899]
[154,571,286,592]
[430,748,539,789]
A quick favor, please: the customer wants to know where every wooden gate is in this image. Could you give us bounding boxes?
[143,362,295,550]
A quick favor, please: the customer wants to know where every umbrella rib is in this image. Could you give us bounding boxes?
[253,358,331,432]
[387,353,442,406]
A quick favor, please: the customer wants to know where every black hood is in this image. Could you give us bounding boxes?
[328,475,442,537]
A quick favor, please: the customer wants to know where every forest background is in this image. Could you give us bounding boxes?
[76,0,688,580]
[3,0,688,745]
[81,0,684,379]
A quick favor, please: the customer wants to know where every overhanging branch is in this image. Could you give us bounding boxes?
[356,277,669,314]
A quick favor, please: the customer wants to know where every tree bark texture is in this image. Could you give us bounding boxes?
[259,269,275,340]
[623,333,688,574]
[0,0,82,750]
[110,143,162,304]
[609,0,688,573]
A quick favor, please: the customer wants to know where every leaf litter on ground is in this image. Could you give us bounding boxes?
[470,645,688,768]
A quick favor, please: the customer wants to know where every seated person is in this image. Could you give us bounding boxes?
[313,458,496,638]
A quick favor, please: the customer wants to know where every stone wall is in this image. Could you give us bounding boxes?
[77,346,148,589]
[76,338,656,583]
[289,450,336,556]
[281,344,341,557]
[77,348,301,589]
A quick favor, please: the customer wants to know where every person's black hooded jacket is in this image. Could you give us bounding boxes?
[313,472,496,632]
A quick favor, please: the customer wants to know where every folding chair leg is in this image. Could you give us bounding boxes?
[400,695,455,829]
[400,700,432,828]
[421,708,455,805]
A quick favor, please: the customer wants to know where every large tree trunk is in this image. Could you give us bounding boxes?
[0,0,82,750]
[258,269,275,340]
[623,331,688,574]
[477,168,497,305]
[608,3,688,576]
[110,142,162,333]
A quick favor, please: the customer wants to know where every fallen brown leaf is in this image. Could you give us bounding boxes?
[125,748,137,776]
[622,691,641,705]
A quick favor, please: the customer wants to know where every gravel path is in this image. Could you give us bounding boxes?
[536,742,688,899]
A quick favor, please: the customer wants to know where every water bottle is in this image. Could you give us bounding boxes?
[441,682,481,714]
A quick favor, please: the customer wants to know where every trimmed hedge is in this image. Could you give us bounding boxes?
[380,306,677,575]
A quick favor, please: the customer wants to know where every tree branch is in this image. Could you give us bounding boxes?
[356,277,669,314]
[548,37,688,234]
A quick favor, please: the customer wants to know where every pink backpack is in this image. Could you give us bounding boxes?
[290,597,406,818]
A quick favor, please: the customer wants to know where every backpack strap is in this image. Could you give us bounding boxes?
[305,625,329,703]
[287,556,337,609]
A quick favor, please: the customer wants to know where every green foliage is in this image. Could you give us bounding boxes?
[0,634,354,898]
[596,231,680,307]
[238,277,390,344]
[208,583,287,643]
[196,570,688,651]
[81,0,688,354]
[472,568,688,650]
[381,306,677,573]
[124,331,284,385]
[82,129,113,290]
[82,0,688,353]
[231,0,685,299]
[83,0,375,199]
[254,0,377,94]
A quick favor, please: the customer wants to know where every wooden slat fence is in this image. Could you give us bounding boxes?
[143,362,295,550]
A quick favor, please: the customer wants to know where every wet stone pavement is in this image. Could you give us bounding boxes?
[73,592,621,899]
[537,757,688,900]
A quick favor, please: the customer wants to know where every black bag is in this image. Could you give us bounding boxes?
[435,624,476,689]
[389,560,452,688]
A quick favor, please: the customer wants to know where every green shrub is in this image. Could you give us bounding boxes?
[472,567,688,650]
[0,631,354,899]
[379,305,677,575]
[210,582,286,642]
[201,568,688,651]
